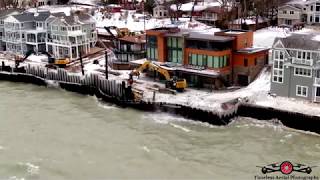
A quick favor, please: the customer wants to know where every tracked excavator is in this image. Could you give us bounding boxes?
[15,50,70,68]
[129,61,187,92]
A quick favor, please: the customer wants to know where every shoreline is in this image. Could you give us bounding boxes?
[0,67,319,134]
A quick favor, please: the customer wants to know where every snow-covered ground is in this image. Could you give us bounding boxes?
[95,10,220,33]
[82,57,320,117]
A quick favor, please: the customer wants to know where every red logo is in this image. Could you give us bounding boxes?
[280,161,293,174]
[257,161,316,175]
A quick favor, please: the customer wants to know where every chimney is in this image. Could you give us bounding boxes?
[74,15,79,23]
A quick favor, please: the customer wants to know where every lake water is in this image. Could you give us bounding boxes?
[0,81,319,180]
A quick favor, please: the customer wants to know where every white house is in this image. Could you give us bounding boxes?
[153,5,168,18]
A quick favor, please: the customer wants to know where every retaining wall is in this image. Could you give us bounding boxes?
[0,66,319,134]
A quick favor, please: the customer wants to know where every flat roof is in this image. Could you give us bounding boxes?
[236,47,269,54]
[165,31,234,42]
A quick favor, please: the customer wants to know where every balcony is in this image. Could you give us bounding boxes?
[292,58,313,66]
[47,39,90,46]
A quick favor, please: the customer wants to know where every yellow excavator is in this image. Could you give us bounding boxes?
[129,61,187,92]
[15,50,70,68]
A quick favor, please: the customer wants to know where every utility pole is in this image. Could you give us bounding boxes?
[79,51,84,76]
[105,50,108,79]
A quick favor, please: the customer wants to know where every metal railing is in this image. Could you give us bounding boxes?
[292,58,313,66]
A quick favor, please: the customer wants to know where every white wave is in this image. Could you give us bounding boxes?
[18,162,39,175]
[143,112,219,129]
[45,80,60,88]
[141,146,150,153]
[8,176,25,180]
[169,123,191,132]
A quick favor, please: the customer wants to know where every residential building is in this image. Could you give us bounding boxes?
[35,0,58,7]
[2,11,97,61]
[278,4,303,26]
[0,9,22,51]
[134,27,268,89]
[153,5,168,19]
[46,13,97,60]
[271,33,320,102]
[277,0,320,26]
[113,34,146,69]
[196,7,220,26]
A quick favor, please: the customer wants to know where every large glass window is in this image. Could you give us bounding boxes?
[273,50,284,83]
[167,37,183,64]
[147,36,158,61]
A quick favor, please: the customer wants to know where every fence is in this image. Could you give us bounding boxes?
[24,65,126,100]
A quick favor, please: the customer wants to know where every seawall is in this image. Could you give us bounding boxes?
[0,68,319,134]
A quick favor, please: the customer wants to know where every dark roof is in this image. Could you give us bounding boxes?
[274,33,320,51]
[34,11,51,21]
[12,12,35,22]
[119,35,146,44]
[12,11,51,22]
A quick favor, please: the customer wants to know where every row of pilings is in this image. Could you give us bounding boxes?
[0,68,319,134]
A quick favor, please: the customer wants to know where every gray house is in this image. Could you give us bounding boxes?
[2,11,97,61]
[270,33,320,102]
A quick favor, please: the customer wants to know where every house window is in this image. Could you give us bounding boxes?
[206,55,229,68]
[283,10,287,14]
[296,85,308,97]
[311,5,314,11]
[296,51,312,65]
[290,11,294,14]
[294,67,312,77]
[273,50,284,83]
[310,16,313,22]
[244,58,248,67]
[317,3,320,11]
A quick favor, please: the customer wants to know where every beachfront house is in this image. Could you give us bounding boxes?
[46,13,97,60]
[0,9,22,51]
[270,33,320,102]
[2,11,97,61]
[131,27,268,89]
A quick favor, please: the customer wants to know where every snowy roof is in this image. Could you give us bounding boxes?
[170,1,221,12]
[236,47,269,54]
[231,16,269,25]
[274,32,320,51]
[0,9,22,18]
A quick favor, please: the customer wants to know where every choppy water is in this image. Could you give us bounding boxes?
[0,81,319,180]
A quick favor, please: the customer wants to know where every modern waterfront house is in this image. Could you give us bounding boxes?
[270,33,320,102]
[133,27,268,89]
[2,11,97,61]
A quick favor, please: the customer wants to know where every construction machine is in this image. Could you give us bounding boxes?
[104,26,133,38]
[129,61,187,92]
[15,50,70,68]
